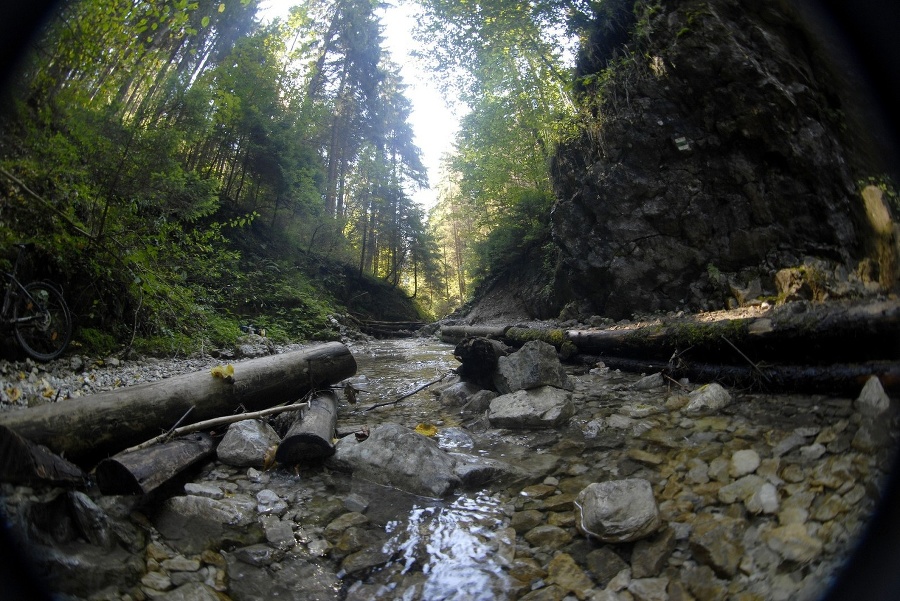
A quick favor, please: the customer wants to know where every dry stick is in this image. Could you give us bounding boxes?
[720,335,771,382]
[366,372,452,412]
[119,401,310,455]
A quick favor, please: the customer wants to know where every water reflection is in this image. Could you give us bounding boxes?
[379,492,512,601]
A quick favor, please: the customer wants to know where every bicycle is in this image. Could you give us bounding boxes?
[1,243,73,361]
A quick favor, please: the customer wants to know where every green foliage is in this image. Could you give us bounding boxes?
[74,328,118,356]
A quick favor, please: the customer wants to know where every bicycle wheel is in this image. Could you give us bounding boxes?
[13,281,73,361]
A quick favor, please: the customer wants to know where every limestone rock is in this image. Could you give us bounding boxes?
[216,419,280,468]
[729,449,761,478]
[438,381,483,407]
[684,383,731,415]
[574,479,661,543]
[488,386,575,429]
[546,553,594,600]
[854,375,891,417]
[764,523,823,563]
[494,340,572,393]
[330,423,460,498]
[689,513,746,578]
[631,527,676,578]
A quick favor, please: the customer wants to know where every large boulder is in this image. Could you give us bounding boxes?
[494,340,572,394]
[329,423,460,498]
[574,479,661,543]
[487,386,575,429]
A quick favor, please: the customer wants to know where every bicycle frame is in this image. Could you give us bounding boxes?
[1,245,47,328]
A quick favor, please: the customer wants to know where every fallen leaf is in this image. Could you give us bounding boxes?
[415,423,438,437]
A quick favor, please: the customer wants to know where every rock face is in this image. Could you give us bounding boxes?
[548,0,890,318]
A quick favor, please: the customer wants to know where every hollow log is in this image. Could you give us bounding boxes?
[0,342,356,465]
[275,391,338,463]
[94,432,216,496]
[0,425,85,486]
[440,325,509,344]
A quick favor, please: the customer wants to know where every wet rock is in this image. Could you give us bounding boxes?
[684,383,732,415]
[331,423,460,498]
[226,553,340,601]
[263,517,295,549]
[184,483,224,499]
[32,543,144,598]
[585,547,629,586]
[627,577,670,601]
[632,372,665,390]
[153,494,262,554]
[216,419,280,468]
[524,524,573,548]
[631,527,676,578]
[488,386,575,429]
[68,491,114,549]
[157,582,222,601]
[689,513,746,577]
[854,375,891,417]
[324,512,368,543]
[574,479,661,543]
[511,509,544,533]
[546,552,594,599]
[256,489,288,516]
[681,564,728,601]
[461,389,498,414]
[452,454,526,488]
[340,546,393,576]
[231,543,281,567]
[439,381,482,407]
[494,340,572,394]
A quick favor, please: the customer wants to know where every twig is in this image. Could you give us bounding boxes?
[663,373,690,391]
[720,335,771,382]
[366,372,452,412]
[119,401,310,454]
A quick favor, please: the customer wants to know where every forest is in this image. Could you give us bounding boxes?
[0,0,600,355]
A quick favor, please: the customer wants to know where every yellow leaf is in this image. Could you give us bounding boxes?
[210,364,235,379]
[415,423,438,437]
[6,387,21,402]
[218,3,225,12]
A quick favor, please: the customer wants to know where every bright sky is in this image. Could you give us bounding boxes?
[259,0,459,211]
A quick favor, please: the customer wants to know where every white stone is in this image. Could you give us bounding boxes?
[746,482,780,514]
[729,449,761,477]
[855,376,891,417]
[684,383,731,414]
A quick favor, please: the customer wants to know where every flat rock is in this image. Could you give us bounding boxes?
[684,383,732,414]
[330,423,460,498]
[488,386,575,429]
[217,419,280,468]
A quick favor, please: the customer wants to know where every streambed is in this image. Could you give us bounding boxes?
[1,337,897,600]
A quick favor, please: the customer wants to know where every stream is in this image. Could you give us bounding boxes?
[1,336,898,600]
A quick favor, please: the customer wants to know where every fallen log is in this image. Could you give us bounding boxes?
[0,342,357,465]
[440,325,509,344]
[0,425,85,486]
[275,391,338,463]
[581,356,900,396]
[94,433,216,496]
[565,300,900,364]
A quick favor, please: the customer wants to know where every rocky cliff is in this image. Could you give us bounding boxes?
[547,0,898,320]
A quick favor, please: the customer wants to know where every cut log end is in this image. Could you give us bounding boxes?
[275,434,336,463]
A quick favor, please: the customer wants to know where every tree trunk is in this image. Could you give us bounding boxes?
[94,432,216,496]
[440,325,509,344]
[275,391,338,464]
[0,342,356,465]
